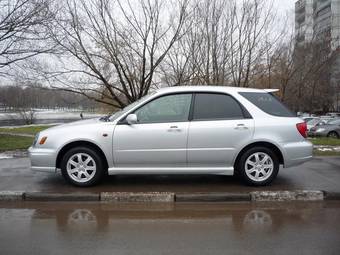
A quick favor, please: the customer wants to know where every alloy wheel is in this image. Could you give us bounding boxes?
[66,153,97,183]
[245,152,274,182]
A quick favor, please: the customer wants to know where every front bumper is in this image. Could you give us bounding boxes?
[28,146,57,173]
[281,140,313,168]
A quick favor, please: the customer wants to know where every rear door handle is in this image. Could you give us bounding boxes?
[168,125,181,132]
[234,124,248,130]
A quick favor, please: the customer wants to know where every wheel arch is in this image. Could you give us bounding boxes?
[56,140,109,171]
[233,141,284,169]
[327,130,340,138]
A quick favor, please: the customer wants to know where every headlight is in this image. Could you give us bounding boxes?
[33,132,40,146]
[316,128,326,132]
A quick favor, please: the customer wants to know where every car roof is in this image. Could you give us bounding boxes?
[156,86,270,94]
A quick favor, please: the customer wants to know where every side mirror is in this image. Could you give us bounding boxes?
[126,114,138,125]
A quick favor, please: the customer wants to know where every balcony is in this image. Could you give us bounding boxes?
[296,12,306,24]
[295,0,306,12]
[314,0,331,14]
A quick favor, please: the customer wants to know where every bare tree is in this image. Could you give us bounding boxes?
[0,0,56,76]
[291,41,335,112]
[16,108,36,124]
[162,0,279,88]
[253,32,337,113]
[42,0,190,109]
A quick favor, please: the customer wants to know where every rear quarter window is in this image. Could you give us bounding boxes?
[239,92,296,117]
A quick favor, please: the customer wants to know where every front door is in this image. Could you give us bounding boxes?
[113,93,192,168]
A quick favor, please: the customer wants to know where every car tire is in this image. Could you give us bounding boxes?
[236,146,279,186]
[327,131,339,139]
[61,146,105,187]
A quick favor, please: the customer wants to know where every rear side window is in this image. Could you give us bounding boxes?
[239,92,296,117]
[192,93,245,120]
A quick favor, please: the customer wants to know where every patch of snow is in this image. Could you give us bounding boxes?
[0,153,13,159]
[317,148,333,152]
[0,150,27,158]
[0,123,61,129]
[315,145,340,152]
[0,111,102,120]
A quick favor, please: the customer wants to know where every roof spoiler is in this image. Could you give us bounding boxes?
[263,89,279,93]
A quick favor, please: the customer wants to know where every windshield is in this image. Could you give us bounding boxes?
[107,93,155,121]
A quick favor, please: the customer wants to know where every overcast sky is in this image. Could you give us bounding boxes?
[274,0,296,15]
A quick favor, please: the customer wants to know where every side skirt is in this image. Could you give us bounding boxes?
[107,167,234,175]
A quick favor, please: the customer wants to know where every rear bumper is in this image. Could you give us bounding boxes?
[281,140,313,168]
[28,146,57,173]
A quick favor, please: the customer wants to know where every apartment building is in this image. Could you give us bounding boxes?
[295,0,340,48]
[295,0,340,110]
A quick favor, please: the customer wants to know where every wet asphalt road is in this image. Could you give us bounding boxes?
[0,156,340,193]
[0,201,340,254]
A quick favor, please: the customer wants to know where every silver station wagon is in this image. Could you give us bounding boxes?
[29,86,313,187]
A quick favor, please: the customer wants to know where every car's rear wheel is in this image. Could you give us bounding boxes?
[327,131,339,139]
[236,147,279,186]
[61,147,105,187]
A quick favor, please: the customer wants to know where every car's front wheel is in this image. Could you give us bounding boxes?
[236,147,279,186]
[61,147,105,187]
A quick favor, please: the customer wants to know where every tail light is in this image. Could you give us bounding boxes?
[296,122,307,138]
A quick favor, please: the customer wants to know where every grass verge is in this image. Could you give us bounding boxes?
[310,138,340,156]
[0,135,34,152]
[0,125,51,151]
[309,137,340,146]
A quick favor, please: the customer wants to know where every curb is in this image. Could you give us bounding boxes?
[0,190,335,203]
[323,191,340,200]
[0,191,24,201]
[176,193,250,202]
[250,190,324,202]
[24,192,99,201]
[101,192,174,202]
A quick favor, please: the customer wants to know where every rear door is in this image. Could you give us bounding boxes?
[187,93,254,167]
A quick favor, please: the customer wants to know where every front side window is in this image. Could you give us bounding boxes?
[192,93,245,120]
[134,93,192,123]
